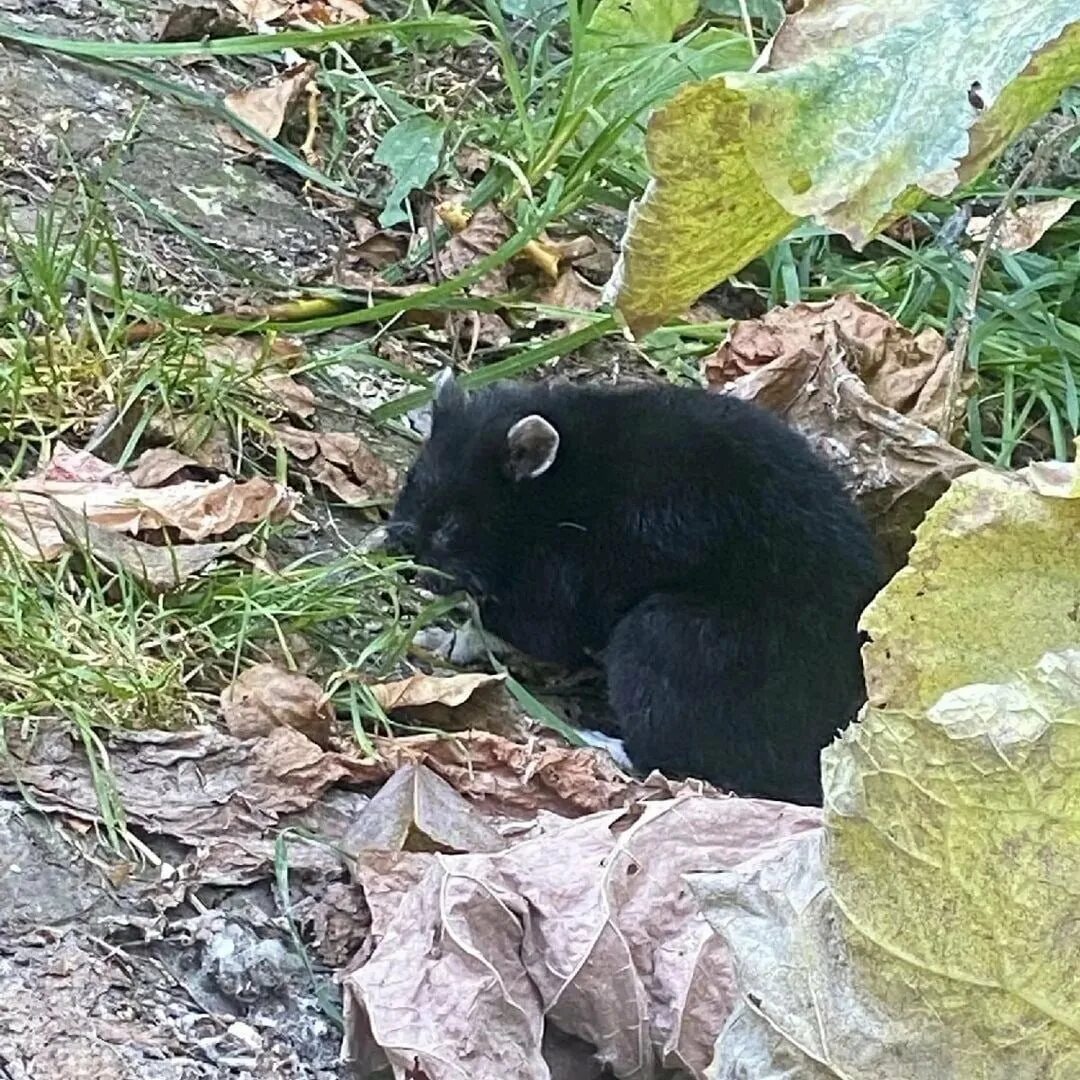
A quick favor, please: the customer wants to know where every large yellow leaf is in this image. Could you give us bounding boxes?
[615,3,1080,334]
[693,453,1080,1079]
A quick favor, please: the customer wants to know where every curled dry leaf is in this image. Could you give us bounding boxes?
[272,425,399,504]
[706,296,979,572]
[203,334,316,419]
[373,729,712,819]
[371,672,506,710]
[370,672,528,739]
[52,503,242,590]
[343,795,821,1079]
[288,0,368,24]
[225,0,290,20]
[128,446,215,487]
[159,0,244,39]
[436,203,513,297]
[221,62,317,148]
[221,663,334,748]
[0,492,67,559]
[343,763,507,856]
[13,442,296,544]
[348,217,410,270]
[966,196,1076,252]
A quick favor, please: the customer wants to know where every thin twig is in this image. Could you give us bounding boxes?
[942,119,1080,438]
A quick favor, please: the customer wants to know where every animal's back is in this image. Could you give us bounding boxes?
[509,380,877,618]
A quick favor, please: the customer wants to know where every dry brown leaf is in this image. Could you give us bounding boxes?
[348,219,409,270]
[128,446,212,487]
[15,442,296,542]
[370,672,528,739]
[708,294,963,430]
[272,425,399,504]
[0,720,388,885]
[0,492,66,559]
[145,414,234,471]
[371,729,717,819]
[436,204,513,297]
[221,663,334,748]
[343,795,821,1079]
[221,62,317,147]
[536,267,603,324]
[454,145,491,179]
[371,672,506,710]
[287,0,368,23]
[967,196,1076,252]
[159,0,244,39]
[705,297,980,572]
[225,0,289,20]
[52,503,241,589]
[203,335,316,419]
[342,763,507,855]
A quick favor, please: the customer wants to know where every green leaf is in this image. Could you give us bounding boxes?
[585,0,698,45]
[373,115,446,228]
[615,2,1080,335]
[692,458,1080,1079]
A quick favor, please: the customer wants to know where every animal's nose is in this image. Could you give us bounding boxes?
[382,520,419,554]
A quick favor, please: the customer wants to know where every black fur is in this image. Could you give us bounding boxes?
[387,376,880,805]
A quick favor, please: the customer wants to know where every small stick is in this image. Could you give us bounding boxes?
[942,120,1080,438]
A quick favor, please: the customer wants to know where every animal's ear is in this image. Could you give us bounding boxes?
[506,414,559,481]
[431,367,464,413]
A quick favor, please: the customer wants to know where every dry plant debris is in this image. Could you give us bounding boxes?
[706,295,980,571]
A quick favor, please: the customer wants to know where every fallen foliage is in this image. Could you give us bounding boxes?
[368,671,530,739]
[966,195,1077,252]
[0,443,295,573]
[221,663,334,748]
[0,721,382,885]
[343,795,821,1079]
[271,424,399,505]
[706,296,978,571]
[342,762,508,855]
[614,3,1080,333]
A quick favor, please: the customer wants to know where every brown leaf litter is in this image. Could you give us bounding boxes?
[0,720,384,886]
[705,294,980,573]
[271,424,399,506]
[220,63,317,150]
[203,334,317,419]
[341,762,508,855]
[221,663,334,748]
[343,795,822,1079]
[966,196,1076,253]
[368,671,530,739]
[0,443,294,576]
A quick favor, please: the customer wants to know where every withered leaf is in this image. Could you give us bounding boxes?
[225,0,290,20]
[967,196,1076,253]
[705,296,979,572]
[343,763,507,855]
[53,504,242,590]
[0,721,389,885]
[128,446,215,487]
[221,663,334,748]
[15,443,296,543]
[370,672,527,739]
[272,425,399,504]
[343,795,821,1079]
[222,63,317,143]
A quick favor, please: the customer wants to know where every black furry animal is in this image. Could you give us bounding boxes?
[387,371,880,805]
